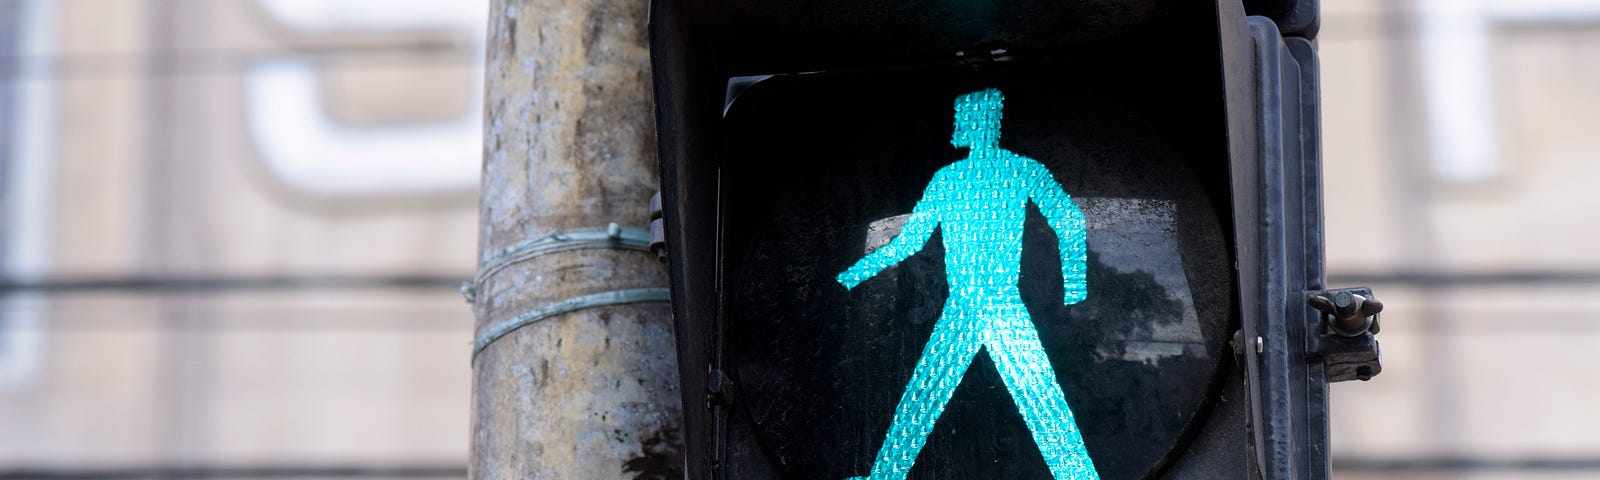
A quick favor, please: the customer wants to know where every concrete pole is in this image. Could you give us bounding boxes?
[471,0,682,478]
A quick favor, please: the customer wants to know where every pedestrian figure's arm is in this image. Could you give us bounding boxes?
[1027,162,1089,305]
[837,177,942,290]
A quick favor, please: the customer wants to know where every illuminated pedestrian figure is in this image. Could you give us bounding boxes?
[838,88,1098,480]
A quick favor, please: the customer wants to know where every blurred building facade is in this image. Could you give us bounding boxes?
[1,0,482,476]
[1,0,1599,478]
[1323,1,1600,479]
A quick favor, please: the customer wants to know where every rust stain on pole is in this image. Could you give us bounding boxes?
[472,0,682,478]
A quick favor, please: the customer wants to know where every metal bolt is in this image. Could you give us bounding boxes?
[1310,291,1384,337]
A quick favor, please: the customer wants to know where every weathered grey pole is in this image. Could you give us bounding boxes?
[470,0,682,478]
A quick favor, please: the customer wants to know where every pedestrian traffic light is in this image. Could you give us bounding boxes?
[648,1,1383,479]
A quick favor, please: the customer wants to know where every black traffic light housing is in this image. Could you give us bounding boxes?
[649,0,1383,478]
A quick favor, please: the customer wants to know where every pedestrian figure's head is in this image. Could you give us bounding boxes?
[951,88,1004,150]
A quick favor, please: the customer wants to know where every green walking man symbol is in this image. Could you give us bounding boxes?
[838,88,1100,480]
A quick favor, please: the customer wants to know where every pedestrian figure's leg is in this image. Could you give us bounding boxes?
[986,317,1099,480]
[852,318,983,480]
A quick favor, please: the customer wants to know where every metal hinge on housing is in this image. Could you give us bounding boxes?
[1307,287,1384,382]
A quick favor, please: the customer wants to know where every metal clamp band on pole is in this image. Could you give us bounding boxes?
[461,222,653,303]
[471,286,671,360]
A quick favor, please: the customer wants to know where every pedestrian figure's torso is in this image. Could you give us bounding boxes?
[930,149,1041,307]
